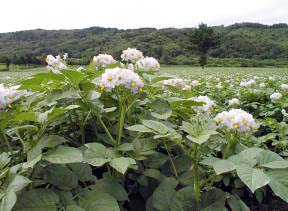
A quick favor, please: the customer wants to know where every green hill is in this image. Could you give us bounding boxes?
[0,22,288,66]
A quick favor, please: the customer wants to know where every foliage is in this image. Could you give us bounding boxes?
[0,50,288,210]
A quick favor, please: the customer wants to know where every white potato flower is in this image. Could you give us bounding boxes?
[281,84,288,91]
[228,98,240,106]
[282,109,288,117]
[99,68,144,94]
[191,80,200,87]
[45,54,67,73]
[259,82,266,88]
[0,84,27,110]
[121,48,143,63]
[63,53,68,60]
[193,96,215,114]
[270,92,282,102]
[239,79,255,87]
[215,109,256,133]
[162,79,191,91]
[93,54,116,68]
[136,57,160,71]
[76,67,85,71]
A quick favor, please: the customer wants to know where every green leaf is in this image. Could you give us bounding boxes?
[151,98,172,120]
[127,125,154,133]
[187,134,211,145]
[109,157,136,174]
[14,112,37,122]
[213,160,236,175]
[266,169,288,202]
[256,150,283,165]
[67,163,94,182]
[15,189,60,211]
[229,147,264,167]
[79,191,120,211]
[227,195,250,211]
[199,188,226,211]
[62,69,84,85]
[43,146,83,164]
[91,178,128,201]
[0,190,17,211]
[8,175,31,193]
[261,160,288,169]
[66,205,85,211]
[87,91,101,100]
[236,165,270,193]
[152,178,178,211]
[167,97,203,108]
[170,186,197,211]
[47,89,81,102]
[142,120,169,134]
[83,143,110,167]
[144,169,166,181]
[44,165,78,190]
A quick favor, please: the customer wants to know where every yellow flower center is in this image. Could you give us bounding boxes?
[234,124,239,129]
[7,104,12,109]
[242,119,248,124]
[118,76,122,80]
[139,87,144,92]
[250,125,254,129]
[131,82,136,87]
[108,76,113,81]
[100,86,106,91]
[216,118,221,124]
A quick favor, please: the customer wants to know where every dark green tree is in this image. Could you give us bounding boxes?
[0,56,11,70]
[190,23,218,68]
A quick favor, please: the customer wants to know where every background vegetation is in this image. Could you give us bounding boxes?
[1,22,288,68]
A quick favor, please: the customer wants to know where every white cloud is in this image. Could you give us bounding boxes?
[0,0,287,32]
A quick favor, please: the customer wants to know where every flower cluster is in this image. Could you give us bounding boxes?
[270,92,282,101]
[0,84,26,110]
[121,48,143,63]
[46,54,67,73]
[240,79,256,87]
[259,82,266,88]
[93,54,116,68]
[136,57,160,71]
[99,68,144,93]
[281,84,288,91]
[191,80,200,87]
[215,109,256,133]
[193,96,215,114]
[162,79,191,91]
[228,98,240,106]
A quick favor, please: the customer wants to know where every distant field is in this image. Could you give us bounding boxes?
[0,67,47,84]
[160,66,288,79]
[1,66,288,84]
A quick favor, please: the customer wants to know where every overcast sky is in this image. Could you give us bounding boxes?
[0,0,287,32]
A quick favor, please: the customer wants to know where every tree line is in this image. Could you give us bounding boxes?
[0,22,288,69]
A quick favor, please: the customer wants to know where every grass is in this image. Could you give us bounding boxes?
[1,66,288,84]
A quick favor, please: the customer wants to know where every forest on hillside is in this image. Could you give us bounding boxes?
[0,22,288,67]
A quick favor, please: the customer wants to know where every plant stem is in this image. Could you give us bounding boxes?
[96,115,117,146]
[164,142,178,177]
[223,132,235,159]
[0,128,12,153]
[193,145,201,202]
[117,101,126,145]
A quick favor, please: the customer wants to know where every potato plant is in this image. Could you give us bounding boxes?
[0,50,288,211]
